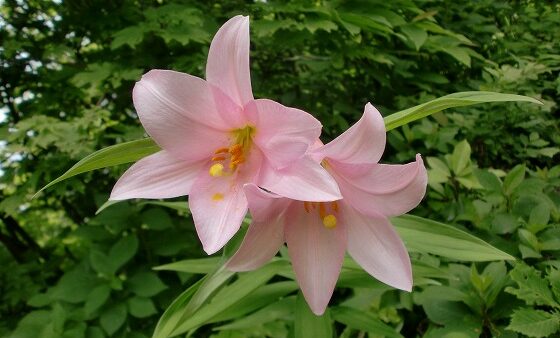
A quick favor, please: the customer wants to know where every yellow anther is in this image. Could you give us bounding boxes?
[214,147,229,154]
[211,156,225,162]
[209,163,224,177]
[212,193,224,201]
[323,214,337,229]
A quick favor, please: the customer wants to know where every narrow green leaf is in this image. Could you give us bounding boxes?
[216,296,296,331]
[383,91,542,131]
[331,306,403,338]
[170,261,288,336]
[392,215,515,261]
[507,308,560,337]
[294,293,333,338]
[152,263,234,338]
[153,257,223,274]
[34,138,160,197]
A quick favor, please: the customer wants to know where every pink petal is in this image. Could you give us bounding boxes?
[259,157,341,202]
[133,70,235,162]
[189,172,248,255]
[206,16,253,107]
[314,103,386,164]
[285,203,346,315]
[110,151,205,200]
[245,99,322,169]
[331,154,427,217]
[227,184,290,271]
[343,204,412,291]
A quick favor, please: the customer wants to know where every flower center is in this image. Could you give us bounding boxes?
[208,125,256,177]
[303,201,339,229]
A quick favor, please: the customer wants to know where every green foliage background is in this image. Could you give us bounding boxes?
[1,0,559,337]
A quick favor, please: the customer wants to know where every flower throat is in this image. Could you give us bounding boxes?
[209,125,256,177]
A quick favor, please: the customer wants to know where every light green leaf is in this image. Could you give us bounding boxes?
[450,140,471,175]
[392,215,515,261]
[35,138,160,197]
[111,26,147,49]
[383,91,542,131]
[503,164,526,196]
[507,308,560,337]
[401,24,428,50]
[153,257,222,274]
[331,306,403,338]
[294,293,332,338]
[442,47,471,66]
[505,263,557,307]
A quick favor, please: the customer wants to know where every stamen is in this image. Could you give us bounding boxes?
[229,144,242,154]
[212,193,224,201]
[332,201,339,212]
[211,156,226,162]
[214,147,229,154]
[209,163,224,177]
[323,214,337,229]
[319,203,327,218]
[304,202,311,213]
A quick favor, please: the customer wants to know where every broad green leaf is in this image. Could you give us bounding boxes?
[392,215,515,261]
[34,138,160,197]
[100,303,127,336]
[127,297,158,318]
[170,261,288,335]
[450,140,471,175]
[331,306,402,338]
[153,257,223,274]
[110,235,139,271]
[505,263,557,307]
[383,91,542,131]
[294,293,332,338]
[401,24,427,50]
[127,272,168,298]
[85,285,111,315]
[507,308,560,337]
[504,164,526,195]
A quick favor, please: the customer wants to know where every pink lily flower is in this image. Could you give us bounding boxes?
[228,103,428,315]
[110,16,341,254]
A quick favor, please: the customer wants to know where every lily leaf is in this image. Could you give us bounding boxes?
[384,91,542,131]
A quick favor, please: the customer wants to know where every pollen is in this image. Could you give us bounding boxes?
[209,163,224,177]
[212,193,224,201]
[322,214,337,229]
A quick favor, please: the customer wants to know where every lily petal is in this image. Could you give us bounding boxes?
[189,172,248,255]
[285,203,346,315]
[315,103,386,164]
[133,70,233,161]
[246,99,322,169]
[227,184,289,271]
[331,154,427,217]
[110,151,204,200]
[259,157,341,202]
[206,15,253,107]
[343,204,412,291]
